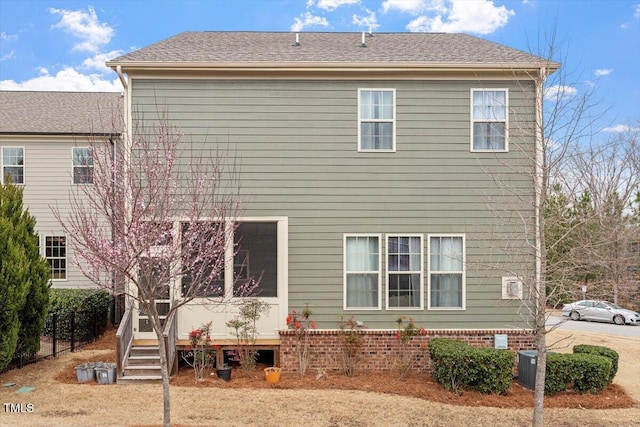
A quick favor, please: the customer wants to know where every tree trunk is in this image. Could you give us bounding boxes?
[156,326,171,427]
[532,302,547,427]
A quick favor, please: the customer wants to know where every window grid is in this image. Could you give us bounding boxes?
[428,235,465,310]
[344,234,381,310]
[2,146,25,184]
[72,147,93,184]
[471,89,508,152]
[45,236,66,280]
[358,89,396,152]
[386,235,423,310]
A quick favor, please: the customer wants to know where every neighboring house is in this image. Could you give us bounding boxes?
[105,31,558,375]
[0,91,123,289]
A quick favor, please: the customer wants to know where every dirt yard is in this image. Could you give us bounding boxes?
[0,328,638,427]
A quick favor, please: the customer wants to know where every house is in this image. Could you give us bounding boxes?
[0,91,123,290]
[105,31,558,376]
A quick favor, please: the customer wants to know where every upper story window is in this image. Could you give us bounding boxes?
[358,89,396,152]
[387,235,423,310]
[344,234,381,310]
[72,147,93,184]
[428,235,465,309]
[471,89,508,152]
[2,147,24,184]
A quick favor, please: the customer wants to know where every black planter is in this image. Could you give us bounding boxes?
[216,367,232,381]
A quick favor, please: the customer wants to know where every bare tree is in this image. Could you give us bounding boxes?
[478,28,626,426]
[54,110,242,427]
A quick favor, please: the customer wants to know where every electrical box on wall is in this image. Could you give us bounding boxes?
[502,276,523,299]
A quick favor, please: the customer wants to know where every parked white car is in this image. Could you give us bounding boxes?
[562,300,640,325]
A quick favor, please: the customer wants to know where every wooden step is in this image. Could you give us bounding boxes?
[117,374,163,385]
[127,355,161,366]
[123,365,162,376]
[130,346,159,357]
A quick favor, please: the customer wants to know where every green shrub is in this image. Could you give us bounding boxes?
[545,353,573,395]
[573,344,618,383]
[571,353,612,394]
[429,338,514,395]
[43,289,111,341]
[545,352,612,395]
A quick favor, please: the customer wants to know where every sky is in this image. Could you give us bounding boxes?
[0,0,639,136]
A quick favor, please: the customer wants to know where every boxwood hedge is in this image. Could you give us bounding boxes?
[545,350,613,395]
[573,344,618,383]
[428,338,515,395]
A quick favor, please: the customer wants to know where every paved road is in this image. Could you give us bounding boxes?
[547,314,640,338]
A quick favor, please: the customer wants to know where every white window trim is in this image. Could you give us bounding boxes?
[385,234,424,311]
[1,146,25,185]
[470,88,509,153]
[44,235,67,282]
[357,88,397,153]
[343,234,382,310]
[72,146,93,185]
[427,233,466,310]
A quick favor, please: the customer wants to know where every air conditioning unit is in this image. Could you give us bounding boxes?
[517,350,538,390]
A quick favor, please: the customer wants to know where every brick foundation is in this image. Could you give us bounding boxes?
[279,329,535,374]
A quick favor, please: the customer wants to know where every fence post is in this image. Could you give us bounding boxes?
[52,313,57,356]
[70,311,75,352]
[94,307,98,339]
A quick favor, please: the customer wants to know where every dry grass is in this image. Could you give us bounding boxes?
[0,328,638,427]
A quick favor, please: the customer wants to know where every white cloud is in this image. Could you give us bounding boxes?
[353,8,379,31]
[50,6,114,53]
[0,67,122,92]
[1,31,18,41]
[594,68,613,77]
[317,0,361,11]
[382,0,446,15]
[544,84,577,101]
[81,50,124,72]
[291,12,331,31]
[601,124,640,133]
[403,0,514,34]
[635,3,640,18]
[1,50,14,61]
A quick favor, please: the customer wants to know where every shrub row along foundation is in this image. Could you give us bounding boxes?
[278,329,535,375]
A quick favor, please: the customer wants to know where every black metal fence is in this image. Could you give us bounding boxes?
[1,296,123,374]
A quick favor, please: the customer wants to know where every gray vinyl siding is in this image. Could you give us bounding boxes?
[0,138,97,289]
[131,78,537,329]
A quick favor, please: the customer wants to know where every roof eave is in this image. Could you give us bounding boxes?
[107,61,560,74]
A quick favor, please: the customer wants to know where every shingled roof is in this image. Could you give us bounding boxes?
[0,91,123,135]
[107,31,555,69]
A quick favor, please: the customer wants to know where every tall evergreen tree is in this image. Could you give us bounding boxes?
[0,179,50,370]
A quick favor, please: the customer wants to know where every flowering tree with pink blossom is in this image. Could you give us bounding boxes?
[54,110,242,427]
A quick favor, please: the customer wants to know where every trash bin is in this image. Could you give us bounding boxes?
[518,351,538,390]
[74,363,95,383]
[95,363,117,385]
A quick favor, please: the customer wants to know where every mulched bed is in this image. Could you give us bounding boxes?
[55,332,635,410]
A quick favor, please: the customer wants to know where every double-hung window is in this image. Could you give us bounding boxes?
[387,235,423,309]
[344,235,381,309]
[428,235,465,309]
[2,147,24,184]
[358,89,395,152]
[72,147,93,184]
[471,89,508,151]
[45,236,66,280]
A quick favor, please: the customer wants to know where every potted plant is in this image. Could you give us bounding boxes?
[216,363,232,381]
